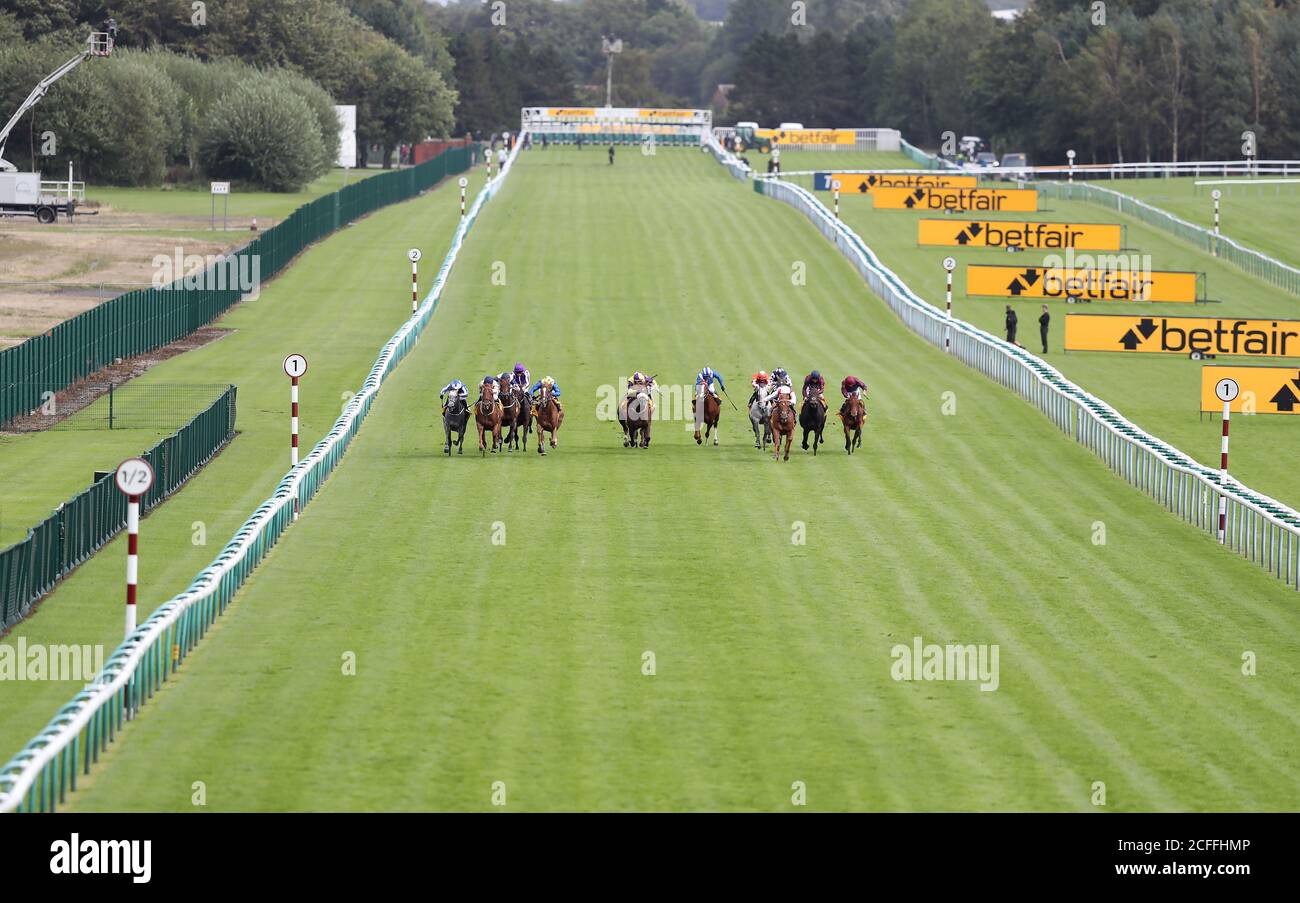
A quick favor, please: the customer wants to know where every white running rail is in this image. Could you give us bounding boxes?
[0,137,526,813]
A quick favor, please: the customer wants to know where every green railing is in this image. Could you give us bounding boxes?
[0,145,481,428]
[0,385,237,632]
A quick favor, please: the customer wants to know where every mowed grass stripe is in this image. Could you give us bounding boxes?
[61,148,1299,812]
[0,169,485,748]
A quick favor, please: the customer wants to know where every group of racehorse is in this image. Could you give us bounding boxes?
[440,368,866,461]
[441,377,563,456]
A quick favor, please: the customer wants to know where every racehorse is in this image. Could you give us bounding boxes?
[475,383,502,455]
[769,391,795,462]
[749,393,773,450]
[839,393,865,454]
[442,394,469,456]
[799,393,827,456]
[533,383,563,455]
[502,385,532,452]
[692,382,721,446]
[623,389,653,448]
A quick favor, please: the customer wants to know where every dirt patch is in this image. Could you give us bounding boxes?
[0,217,250,349]
[2,326,235,433]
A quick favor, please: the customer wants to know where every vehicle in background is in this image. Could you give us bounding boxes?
[998,152,1028,180]
[958,136,985,158]
[733,121,771,153]
[963,151,999,173]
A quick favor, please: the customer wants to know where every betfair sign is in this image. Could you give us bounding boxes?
[966,265,1199,303]
[874,187,1038,212]
[1200,366,1300,414]
[919,220,1124,250]
[1065,315,1300,356]
[814,172,976,192]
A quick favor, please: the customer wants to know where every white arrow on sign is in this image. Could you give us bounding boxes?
[283,353,308,378]
[1215,377,1240,403]
[115,457,155,496]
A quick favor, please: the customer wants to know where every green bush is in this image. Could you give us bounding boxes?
[197,78,327,191]
[266,68,341,178]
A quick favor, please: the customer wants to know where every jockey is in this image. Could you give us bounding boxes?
[840,374,869,406]
[770,367,793,390]
[802,370,827,408]
[766,381,795,409]
[695,366,725,400]
[621,371,655,419]
[510,362,531,391]
[439,379,468,410]
[749,370,770,404]
[530,375,562,411]
[482,374,503,409]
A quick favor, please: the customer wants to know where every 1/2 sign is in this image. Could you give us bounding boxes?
[114,457,155,497]
[283,353,308,378]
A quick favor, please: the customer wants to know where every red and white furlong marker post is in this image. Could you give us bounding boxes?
[1211,189,1222,255]
[114,457,155,639]
[408,247,421,314]
[459,176,468,219]
[943,256,956,354]
[1214,377,1239,544]
[833,180,841,219]
[284,353,308,520]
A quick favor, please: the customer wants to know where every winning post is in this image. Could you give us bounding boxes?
[115,457,155,639]
[1214,377,1239,544]
[943,256,956,354]
[408,247,422,314]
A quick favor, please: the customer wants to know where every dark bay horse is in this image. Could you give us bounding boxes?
[692,382,721,446]
[769,391,795,462]
[799,393,827,456]
[475,383,502,455]
[840,393,865,454]
[442,395,469,456]
[623,389,653,448]
[502,384,532,451]
[533,383,563,455]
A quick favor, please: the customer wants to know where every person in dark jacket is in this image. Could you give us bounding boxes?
[1038,304,1050,353]
[1005,305,1019,345]
[608,145,615,165]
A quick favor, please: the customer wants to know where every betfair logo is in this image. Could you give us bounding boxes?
[1066,315,1300,357]
[874,187,1037,212]
[919,219,1123,250]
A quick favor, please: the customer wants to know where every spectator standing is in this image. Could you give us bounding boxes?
[1039,304,1050,353]
[1005,305,1019,345]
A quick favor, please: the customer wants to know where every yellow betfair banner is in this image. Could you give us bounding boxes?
[759,128,856,146]
[1200,366,1300,414]
[547,108,596,118]
[639,109,696,120]
[828,173,977,193]
[873,186,1038,212]
[1065,314,1300,356]
[919,219,1123,250]
[966,265,1199,302]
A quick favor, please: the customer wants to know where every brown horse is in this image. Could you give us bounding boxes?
[624,389,653,448]
[839,393,865,454]
[692,382,721,446]
[502,384,532,452]
[475,383,502,455]
[533,383,563,455]
[769,391,796,462]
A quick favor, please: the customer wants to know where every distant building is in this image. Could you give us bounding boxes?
[991,8,1022,21]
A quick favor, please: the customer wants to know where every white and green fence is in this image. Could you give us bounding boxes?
[0,137,526,814]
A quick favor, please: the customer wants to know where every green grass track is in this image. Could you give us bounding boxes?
[53,148,1300,812]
